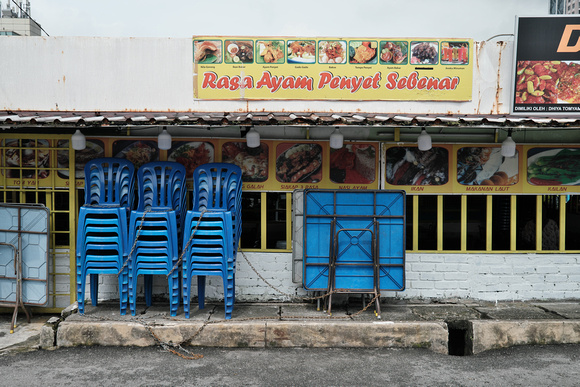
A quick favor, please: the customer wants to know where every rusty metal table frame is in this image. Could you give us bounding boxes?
[0,203,49,333]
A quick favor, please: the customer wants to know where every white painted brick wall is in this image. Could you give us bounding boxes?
[82,252,580,306]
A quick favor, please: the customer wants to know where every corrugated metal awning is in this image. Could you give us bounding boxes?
[1,111,580,128]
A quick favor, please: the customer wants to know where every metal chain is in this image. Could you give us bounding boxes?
[167,209,207,277]
[79,312,206,360]
[117,208,175,276]
[239,248,339,301]
[239,248,382,318]
[117,209,151,275]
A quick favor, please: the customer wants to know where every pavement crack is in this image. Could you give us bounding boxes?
[536,305,569,319]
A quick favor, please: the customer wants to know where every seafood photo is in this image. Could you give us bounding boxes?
[276,143,322,183]
[379,41,408,65]
[386,147,448,185]
[3,139,50,178]
[457,147,519,186]
[113,140,158,168]
[168,142,214,177]
[57,139,105,178]
[194,40,222,64]
[222,142,268,182]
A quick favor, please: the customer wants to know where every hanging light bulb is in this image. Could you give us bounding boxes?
[501,129,516,157]
[71,129,86,150]
[329,128,344,149]
[157,127,172,150]
[417,128,432,151]
[246,127,260,148]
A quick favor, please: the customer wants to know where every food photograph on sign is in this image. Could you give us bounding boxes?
[515,61,580,104]
[276,143,322,183]
[349,41,378,64]
[193,40,222,64]
[440,41,469,65]
[256,40,285,64]
[385,147,448,185]
[527,147,580,185]
[57,139,105,179]
[168,141,214,177]
[113,140,159,169]
[330,144,376,184]
[457,147,519,186]
[318,40,347,64]
[287,40,316,63]
[513,16,580,113]
[3,139,50,179]
[379,41,408,65]
[410,41,439,64]
[222,141,268,182]
[224,40,254,63]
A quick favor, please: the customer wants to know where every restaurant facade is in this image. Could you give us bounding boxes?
[1,18,580,313]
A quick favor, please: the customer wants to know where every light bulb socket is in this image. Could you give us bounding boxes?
[417,129,432,151]
[158,128,172,150]
[71,129,86,150]
[246,127,260,148]
[501,134,516,157]
[329,128,344,149]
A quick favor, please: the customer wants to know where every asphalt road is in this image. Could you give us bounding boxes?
[1,345,580,386]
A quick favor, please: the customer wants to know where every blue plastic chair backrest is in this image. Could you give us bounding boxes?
[192,163,242,212]
[84,158,135,208]
[136,161,187,212]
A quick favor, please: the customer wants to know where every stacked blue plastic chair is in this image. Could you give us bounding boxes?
[128,161,186,316]
[182,162,242,319]
[76,158,135,315]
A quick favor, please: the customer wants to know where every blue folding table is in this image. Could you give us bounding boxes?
[303,190,406,318]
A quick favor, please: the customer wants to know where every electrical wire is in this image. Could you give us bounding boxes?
[9,0,49,36]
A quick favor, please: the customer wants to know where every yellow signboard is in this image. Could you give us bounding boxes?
[384,144,580,194]
[193,37,473,101]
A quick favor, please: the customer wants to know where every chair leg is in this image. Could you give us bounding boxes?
[169,273,179,317]
[197,276,206,310]
[144,274,153,307]
[76,261,85,314]
[118,270,128,315]
[183,269,191,318]
[223,273,234,320]
[90,273,99,306]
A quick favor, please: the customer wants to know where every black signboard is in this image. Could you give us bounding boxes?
[513,16,580,114]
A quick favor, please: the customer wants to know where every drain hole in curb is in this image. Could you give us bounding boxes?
[447,320,471,356]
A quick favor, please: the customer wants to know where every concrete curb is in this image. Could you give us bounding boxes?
[56,320,449,354]
[469,320,580,354]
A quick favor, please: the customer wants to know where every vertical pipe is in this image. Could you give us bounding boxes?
[536,196,543,251]
[559,195,566,252]
[437,195,443,252]
[285,192,292,250]
[486,195,493,251]
[261,192,267,250]
[510,195,517,252]
[69,139,77,305]
[461,195,467,251]
[412,195,418,251]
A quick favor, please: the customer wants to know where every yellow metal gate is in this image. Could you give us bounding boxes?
[0,134,77,312]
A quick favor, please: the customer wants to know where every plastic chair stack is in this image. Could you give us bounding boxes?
[76,158,135,315]
[128,161,186,316]
[182,163,242,319]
